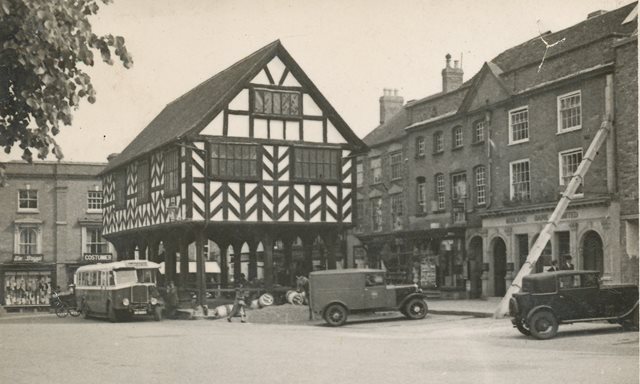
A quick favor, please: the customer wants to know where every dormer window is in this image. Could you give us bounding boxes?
[253,89,301,117]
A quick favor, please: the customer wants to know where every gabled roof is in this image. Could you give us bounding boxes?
[102,40,366,174]
[362,107,409,148]
[457,61,512,113]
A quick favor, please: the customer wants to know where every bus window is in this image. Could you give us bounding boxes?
[137,269,155,283]
[114,269,137,285]
[108,272,115,286]
[88,272,95,286]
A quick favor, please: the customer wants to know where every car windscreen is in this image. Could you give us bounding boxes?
[114,269,138,285]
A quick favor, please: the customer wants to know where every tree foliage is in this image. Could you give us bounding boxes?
[0,0,132,162]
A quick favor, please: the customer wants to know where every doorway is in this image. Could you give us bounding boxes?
[493,238,507,296]
[582,231,604,274]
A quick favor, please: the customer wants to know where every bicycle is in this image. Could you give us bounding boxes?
[51,291,81,318]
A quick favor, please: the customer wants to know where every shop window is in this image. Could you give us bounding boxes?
[164,149,180,196]
[209,143,259,180]
[18,189,38,211]
[294,147,339,182]
[87,190,102,211]
[356,161,363,187]
[3,272,51,306]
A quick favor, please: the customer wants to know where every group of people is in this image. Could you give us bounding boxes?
[547,256,575,272]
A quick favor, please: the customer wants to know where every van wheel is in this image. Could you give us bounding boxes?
[107,303,118,323]
[529,311,558,340]
[324,304,347,326]
[404,298,428,320]
[514,318,531,336]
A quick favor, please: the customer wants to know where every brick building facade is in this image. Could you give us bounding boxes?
[354,3,638,298]
[0,161,111,310]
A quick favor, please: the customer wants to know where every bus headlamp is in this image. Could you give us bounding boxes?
[150,297,158,305]
[122,298,130,306]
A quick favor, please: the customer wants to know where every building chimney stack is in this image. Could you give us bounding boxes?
[379,88,404,124]
[441,53,464,93]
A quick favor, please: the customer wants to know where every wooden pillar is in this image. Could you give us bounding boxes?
[179,237,189,289]
[165,238,177,285]
[302,237,314,276]
[220,245,229,288]
[323,232,338,270]
[283,238,293,286]
[196,230,206,307]
[248,241,258,281]
[232,242,243,284]
[263,234,274,288]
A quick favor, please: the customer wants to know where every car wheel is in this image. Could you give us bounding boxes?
[529,311,558,340]
[514,318,531,336]
[324,304,348,327]
[404,298,428,320]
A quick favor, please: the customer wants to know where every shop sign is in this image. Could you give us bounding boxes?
[12,254,43,263]
[505,216,527,224]
[82,253,113,262]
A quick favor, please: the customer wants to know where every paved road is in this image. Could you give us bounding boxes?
[1,313,637,384]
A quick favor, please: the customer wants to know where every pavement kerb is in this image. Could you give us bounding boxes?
[428,309,493,318]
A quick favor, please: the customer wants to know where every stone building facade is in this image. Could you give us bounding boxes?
[354,3,638,298]
[0,161,110,310]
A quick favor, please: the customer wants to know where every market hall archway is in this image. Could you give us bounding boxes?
[582,231,604,274]
[492,238,507,297]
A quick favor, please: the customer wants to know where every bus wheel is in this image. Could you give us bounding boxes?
[153,306,162,321]
[107,303,118,323]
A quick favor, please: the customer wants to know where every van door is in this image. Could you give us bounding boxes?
[364,273,388,309]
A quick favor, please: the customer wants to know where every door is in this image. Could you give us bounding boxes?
[364,273,388,309]
[555,274,599,320]
[493,239,507,296]
[582,231,604,274]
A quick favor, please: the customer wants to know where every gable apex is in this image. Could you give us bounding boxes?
[458,62,512,113]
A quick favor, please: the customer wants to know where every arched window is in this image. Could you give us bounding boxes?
[19,228,38,255]
[452,126,463,148]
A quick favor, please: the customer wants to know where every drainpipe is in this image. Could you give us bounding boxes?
[485,109,493,208]
[605,74,616,193]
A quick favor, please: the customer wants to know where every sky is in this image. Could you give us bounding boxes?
[3,0,635,163]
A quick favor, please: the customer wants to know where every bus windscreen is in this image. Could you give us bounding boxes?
[114,269,138,285]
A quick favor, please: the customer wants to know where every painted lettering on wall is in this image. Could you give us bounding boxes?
[12,255,44,263]
[506,216,527,224]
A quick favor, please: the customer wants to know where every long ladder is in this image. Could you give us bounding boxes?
[494,117,613,318]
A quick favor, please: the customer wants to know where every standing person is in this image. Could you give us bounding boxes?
[547,260,560,272]
[561,256,575,270]
[165,281,179,318]
[227,284,247,323]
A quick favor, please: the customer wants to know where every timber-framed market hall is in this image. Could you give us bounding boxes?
[100,41,367,304]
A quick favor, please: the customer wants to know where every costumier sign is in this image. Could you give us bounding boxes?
[83,253,113,262]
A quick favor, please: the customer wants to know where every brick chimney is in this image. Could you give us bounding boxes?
[379,88,403,124]
[441,53,464,93]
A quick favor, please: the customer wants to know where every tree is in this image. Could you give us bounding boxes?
[0,0,132,162]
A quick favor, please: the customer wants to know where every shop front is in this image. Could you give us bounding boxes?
[1,255,55,310]
[357,227,468,298]
[480,199,619,296]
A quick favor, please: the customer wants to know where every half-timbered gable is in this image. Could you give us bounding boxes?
[101,41,365,237]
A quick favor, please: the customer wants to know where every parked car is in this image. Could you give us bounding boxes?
[509,270,639,340]
[309,269,428,326]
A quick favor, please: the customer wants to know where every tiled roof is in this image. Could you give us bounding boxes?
[362,107,409,148]
[491,2,637,72]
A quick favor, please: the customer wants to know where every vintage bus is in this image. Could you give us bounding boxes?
[74,260,164,322]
